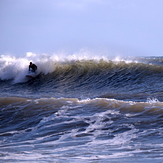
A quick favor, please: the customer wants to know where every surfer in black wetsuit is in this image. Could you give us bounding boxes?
[29,62,37,72]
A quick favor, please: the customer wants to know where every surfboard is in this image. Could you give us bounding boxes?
[26,72,37,79]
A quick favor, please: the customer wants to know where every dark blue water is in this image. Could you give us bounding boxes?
[0,54,163,162]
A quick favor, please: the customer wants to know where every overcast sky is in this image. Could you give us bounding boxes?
[0,0,163,56]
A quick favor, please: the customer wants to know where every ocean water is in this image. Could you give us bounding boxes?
[0,53,163,163]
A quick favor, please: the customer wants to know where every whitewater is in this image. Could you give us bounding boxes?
[0,52,163,162]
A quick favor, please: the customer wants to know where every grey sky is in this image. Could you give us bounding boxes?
[0,0,163,56]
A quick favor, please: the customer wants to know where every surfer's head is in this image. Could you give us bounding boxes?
[30,62,32,65]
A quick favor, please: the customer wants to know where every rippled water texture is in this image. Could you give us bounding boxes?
[0,55,163,162]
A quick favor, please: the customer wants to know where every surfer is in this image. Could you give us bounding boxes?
[29,62,37,72]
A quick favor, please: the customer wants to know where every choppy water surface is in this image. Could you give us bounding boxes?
[0,54,163,162]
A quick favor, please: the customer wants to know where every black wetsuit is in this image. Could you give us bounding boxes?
[29,64,37,72]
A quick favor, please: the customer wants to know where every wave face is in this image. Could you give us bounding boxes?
[1,54,163,101]
[0,53,163,162]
